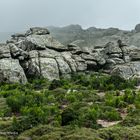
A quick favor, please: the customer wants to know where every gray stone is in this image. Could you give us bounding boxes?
[104,42,122,54]
[25,50,40,77]
[86,60,97,70]
[11,33,26,38]
[80,53,95,61]
[91,52,106,65]
[3,26,140,83]
[129,46,140,61]
[109,53,122,58]
[111,62,140,79]
[0,59,27,83]
[72,55,87,71]
[27,50,60,80]
[111,65,134,79]
[29,50,39,58]
[111,58,125,64]
[9,43,20,57]
[26,27,50,35]
[26,34,67,51]
[68,43,80,51]
[61,52,77,72]
[55,57,71,75]
[0,44,11,59]
[39,48,61,58]
[27,58,40,77]
[40,58,59,80]
[9,43,29,59]
[124,55,130,63]
[106,59,116,65]
[17,35,55,51]
[68,40,87,49]
[98,57,106,65]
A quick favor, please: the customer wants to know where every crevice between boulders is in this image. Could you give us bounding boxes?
[37,51,42,78]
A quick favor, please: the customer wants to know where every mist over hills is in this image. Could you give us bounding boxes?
[47,24,140,48]
[1,24,140,48]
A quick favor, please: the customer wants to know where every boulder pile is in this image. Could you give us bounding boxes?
[0,27,140,83]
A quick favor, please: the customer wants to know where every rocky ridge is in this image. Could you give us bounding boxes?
[0,27,140,83]
[48,24,140,48]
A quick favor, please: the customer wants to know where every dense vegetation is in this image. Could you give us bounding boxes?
[0,73,140,140]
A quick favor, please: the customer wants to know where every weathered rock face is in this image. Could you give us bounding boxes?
[0,26,140,83]
[0,44,11,59]
[0,58,27,84]
[26,27,50,36]
[111,62,140,79]
[0,43,27,84]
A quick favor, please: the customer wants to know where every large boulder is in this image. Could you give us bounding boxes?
[19,34,67,51]
[111,62,140,79]
[26,27,50,35]
[25,50,60,80]
[0,59,27,83]
[61,52,77,72]
[39,48,61,58]
[128,45,140,61]
[55,57,71,75]
[0,44,11,59]
[72,55,87,71]
[9,43,29,60]
[39,57,59,80]
[104,42,122,54]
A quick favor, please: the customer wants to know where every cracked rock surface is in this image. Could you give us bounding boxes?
[0,27,140,83]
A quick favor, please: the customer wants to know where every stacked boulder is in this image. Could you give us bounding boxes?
[0,44,27,84]
[0,27,140,84]
[111,46,140,79]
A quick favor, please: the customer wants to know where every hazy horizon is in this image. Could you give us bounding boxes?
[0,0,140,32]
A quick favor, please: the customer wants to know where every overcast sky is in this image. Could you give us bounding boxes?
[0,0,140,32]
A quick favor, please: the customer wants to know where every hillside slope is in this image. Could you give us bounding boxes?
[48,24,140,48]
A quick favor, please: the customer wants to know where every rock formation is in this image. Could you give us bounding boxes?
[0,27,140,83]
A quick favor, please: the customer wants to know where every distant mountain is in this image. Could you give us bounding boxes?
[47,24,140,48]
[47,25,84,45]
[1,24,140,47]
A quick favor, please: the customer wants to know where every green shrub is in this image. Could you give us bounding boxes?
[123,89,135,104]
[61,108,78,126]
[6,94,26,112]
[100,107,121,121]
[102,110,121,121]
[121,116,140,127]
[30,78,49,90]
[21,106,48,123]
[49,79,62,90]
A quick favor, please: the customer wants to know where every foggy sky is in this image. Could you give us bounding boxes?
[0,0,140,32]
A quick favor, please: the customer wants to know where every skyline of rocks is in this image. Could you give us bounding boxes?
[0,26,140,83]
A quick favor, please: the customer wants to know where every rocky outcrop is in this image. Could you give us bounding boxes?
[0,27,140,83]
[135,24,140,33]
[111,62,140,79]
[0,59,27,84]
[0,43,27,84]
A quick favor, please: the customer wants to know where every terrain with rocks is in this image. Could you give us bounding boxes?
[1,25,140,140]
[1,25,140,83]
[48,24,140,47]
